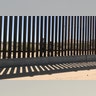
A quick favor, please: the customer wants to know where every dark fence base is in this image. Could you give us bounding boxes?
[0,55,96,68]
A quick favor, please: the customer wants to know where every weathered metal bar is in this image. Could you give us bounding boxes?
[40,16,43,57]
[95,16,96,54]
[62,16,64,56]
[85,16,87,55]
[82,16,84,55]
[23,16,27,58]
[3,16,7,59]
[55,16,58,56]
[13,16,17,58]
[87,16,90,55]
[0,16,2,59]
[65,16,67,56]
[18,16,22,58]
[77,16,79,55]
[27,16,31,58]
[48,16,51,57]
[32,16,35,57]
[90,16,92,55]
[51,16,54,57]
[8,16,12,58]
[58,16,61,56]
[74,16,76,56]
[79,16,82,55]
[44,16,47,57]
[36,16,39,57]
[71,16,73,56]
[68,16,70,56]
[92,16,94,54]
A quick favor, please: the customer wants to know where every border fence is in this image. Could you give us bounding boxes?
[0,16,96,59]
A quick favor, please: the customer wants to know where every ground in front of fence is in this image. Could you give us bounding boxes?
[7,68,96,80]
[1,61,96,80]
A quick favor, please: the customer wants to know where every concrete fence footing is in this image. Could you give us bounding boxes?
[0,55,96,68]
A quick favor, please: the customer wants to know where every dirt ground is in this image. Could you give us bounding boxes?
[0,61,96,80]
[6,68,96,80]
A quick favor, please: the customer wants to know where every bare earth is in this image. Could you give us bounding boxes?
[0,61,96,80]
[6,69,96,80]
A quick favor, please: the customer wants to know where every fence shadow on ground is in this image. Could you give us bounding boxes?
[0,61,96,79]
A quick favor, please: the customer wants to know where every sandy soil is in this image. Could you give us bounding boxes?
[6,69,96,80]
[0,60,96,80]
